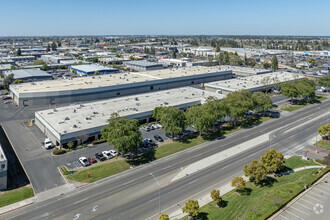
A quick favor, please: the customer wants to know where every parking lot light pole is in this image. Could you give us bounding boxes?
[150,172,161,214]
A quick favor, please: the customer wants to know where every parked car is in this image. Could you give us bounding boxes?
[43,138,53,149]
[154,135,164,142]
[95,152,107,161]
[102,151,113,159]
[2,96,11,100]
[109,150,118,157]
[79,157,91,166]
[4,100,12,104]
[88,157,97,164]
[142,126,151,132]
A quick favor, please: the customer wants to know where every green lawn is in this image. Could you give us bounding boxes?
[280,96,327,112]
[181,168,330,220]
[0,187,34,208]
[67,160,130,183]
[314,140,330,151]
[284,155,318,170]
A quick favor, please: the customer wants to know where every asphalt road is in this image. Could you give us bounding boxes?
[3,97,330,220]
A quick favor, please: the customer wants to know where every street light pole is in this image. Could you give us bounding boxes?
[150,172,161,214]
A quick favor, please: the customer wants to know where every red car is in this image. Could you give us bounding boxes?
[88,157,97,164]
[2,96,12,100]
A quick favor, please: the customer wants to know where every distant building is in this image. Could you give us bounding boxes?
[99,57,129,65]
[0,143,8,191]
[69,64,119,75]
[0,64,12,73]
[3,69,53,82]
[3,56,35,63]
[41,55,73,64]
[125,60,163,71]
[296,62,312,68]
[158,59,187,68]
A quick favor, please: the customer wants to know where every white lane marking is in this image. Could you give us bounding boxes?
[73,213,81,220]
[308,191,327,199]
[147,197,158,203]
[91,205,98,212]
[277,214,290,220]
[284,209,304,220]
[290,205,309,216]
[300,198,315,206]
[73,197,89,205]
[305,194,322,203]
[317,184,330,192]
[313,187,330,196]
[188,179,199,185]
[295,202,313,212]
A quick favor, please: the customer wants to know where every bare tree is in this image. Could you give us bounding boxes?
[77,132,89,144]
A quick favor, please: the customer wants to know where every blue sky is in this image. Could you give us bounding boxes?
[0,0,329,36]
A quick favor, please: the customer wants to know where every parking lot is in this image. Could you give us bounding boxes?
[274,173,330,220]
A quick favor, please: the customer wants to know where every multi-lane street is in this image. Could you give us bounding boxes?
[3,98,330,220]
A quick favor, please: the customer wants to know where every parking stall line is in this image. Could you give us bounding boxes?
[308,190,327,199]
[289,205,310,216]
[294,202,313,212]
[317,184,330,192]
[277,214,291,220]
[283,209,304,220]
[300,198,315,206]
[305,194,322,203]
[313,187,330,196]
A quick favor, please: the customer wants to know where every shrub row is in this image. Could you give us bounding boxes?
[92,139,106,145]
[53,149,67,155]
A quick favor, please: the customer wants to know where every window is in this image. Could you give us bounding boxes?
[150,86,154,90]
[191,81,194,84]
[116,92,120,96]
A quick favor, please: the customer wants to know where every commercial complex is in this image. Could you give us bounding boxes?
[10,66,232,107]
[3,69,53,82]
[219,65,272,76]
[0,143,7,190]
[205,72,304,94]
[35,87,224,147]
[0,64,12,73]
[41,55,73,64]
[125,60,164,71]
[69,64,119,76]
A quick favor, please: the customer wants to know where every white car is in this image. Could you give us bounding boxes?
[79,157,90,166]
[109,150,118,157]
[102,151,113,159]
[43,138,53,149]
[4,100,12,104]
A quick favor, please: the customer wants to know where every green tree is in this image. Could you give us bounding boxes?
[260,149,285,173]
[10,65,16,70]
[16,48,22,56]
[182,200,199,218]
[223,52,230,65]
[281,82,299,103]
[94,71,100,75]
[46,44,50,52]
[92,56,99,63]
[32,60,46,65]
[297,78,315,100]
[318,123,330,139]
[57,41,62,47]
[158,213,169,220]
[243,160,267,184]
[152,106,164,122]
[252,92,273,113]
[271,55,278,72]
[51,42,57,51]
[262,61,271,69]
[40,63,49,71]
[210,189,222,206]
[160,106,187,137]
[101,113,142,155]
[13,79,23,84]
[150,46,156,55]
[318,74,330,92]
[215,45,220,52]
[185,105,216,135]
[308,58,316,66]
[244,53,248,65]
[231,177,246,192]
[224,90,253,123]
[3,73,15,90]
[67,141,74,150]
[172,49,177,59]
[204,98,229,122]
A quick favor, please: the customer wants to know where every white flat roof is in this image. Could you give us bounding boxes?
[69,64,116,72]
[219,65,271,75]
[11,66,231,94]
[36,87,224,137]
[205,72,304,92]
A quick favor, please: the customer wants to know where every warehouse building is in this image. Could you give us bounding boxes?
[3,56,35,63]
[41,55,73,64]
[205,72,304,94]
[0,64,12,73]
[35,87,224,147]
[125,60,164,71]
[3,69,53,82]
[158,59,187,68]
[99,57,129,65]
[219,65,272,76]
[10,66,232,107]
[69,64,119,76]
[0,143,7,190]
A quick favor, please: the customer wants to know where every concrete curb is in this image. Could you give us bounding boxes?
[0,196,36,215]
[269,171,330,220]
[312,143,330,152]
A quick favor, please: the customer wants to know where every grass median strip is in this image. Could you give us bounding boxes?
[280,96,327,112]
[67,160,130,183]
[284,155,318,169]
[314,140,330,151]
[0,186,34,208]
